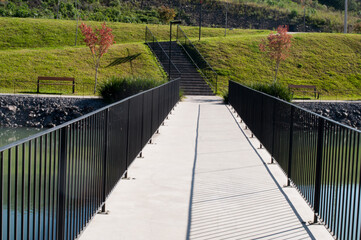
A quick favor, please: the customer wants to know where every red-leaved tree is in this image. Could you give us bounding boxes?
[80,22,115,94]
[259,25,292,84]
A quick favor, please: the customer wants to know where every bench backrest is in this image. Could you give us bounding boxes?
[38,76,74,81]
[288,84,316,89]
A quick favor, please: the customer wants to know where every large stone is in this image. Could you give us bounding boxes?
[0,96,106,128]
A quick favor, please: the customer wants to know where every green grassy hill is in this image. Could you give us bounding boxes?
[0,17,266,95]
[0,17,267,50]
[219,0,361,32]
[193,33,361,99]
[2,0,361,33]
[1,17,361,99]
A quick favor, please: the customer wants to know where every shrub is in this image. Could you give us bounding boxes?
[250,82,293,102]
[98,76,166,102]
[353,22,361,33]
[179,89,185,101]
[221,89,229,104]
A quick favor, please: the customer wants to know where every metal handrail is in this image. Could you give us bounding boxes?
[0,79,180,240]
[176,25,218,93]
[145,26,181,79]
[232,81,361,132]
[228,80,361,240]
[0,78,181,152]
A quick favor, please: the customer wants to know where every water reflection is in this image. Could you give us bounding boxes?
[0,127,43,148]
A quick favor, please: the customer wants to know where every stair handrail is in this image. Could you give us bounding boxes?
[176,25,218,93]
[145,26,181,80]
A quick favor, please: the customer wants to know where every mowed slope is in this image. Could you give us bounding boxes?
[0,43,164,94]
[0,17,268,50]
[1,17,361,98]
[194,33,361,98]
[0,17,268,95]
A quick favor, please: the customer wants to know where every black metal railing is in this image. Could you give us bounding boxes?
[176,25,218,93]
[145,26,181,80]
[0,79,180,240]
[228,80,361,240]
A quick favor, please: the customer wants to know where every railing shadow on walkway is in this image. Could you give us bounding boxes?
[185,97,224,105]
[185,100,317,240]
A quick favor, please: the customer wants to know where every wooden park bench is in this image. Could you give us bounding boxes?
[37,76,75,94]
[288,84,320,99]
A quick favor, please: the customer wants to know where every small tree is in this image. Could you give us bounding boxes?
[158,6,176,24]
[259,25,292,84]
[79,22,115,94]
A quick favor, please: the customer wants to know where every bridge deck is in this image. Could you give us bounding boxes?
[79,96,332,240]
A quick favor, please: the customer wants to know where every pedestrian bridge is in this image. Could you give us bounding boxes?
[79,96,332,240]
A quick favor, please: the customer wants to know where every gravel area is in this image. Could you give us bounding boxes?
[0,95,106,128]
[1,96,360,130]
[296,102,361,130]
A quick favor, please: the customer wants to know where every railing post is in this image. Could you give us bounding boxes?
[176,25,179,41]
[149,90,154,144]
[57,127,68,240]
[125,100,131,179]
[313,117,325,223]
[286,106,294,186]
[271,100,276,164]
[101,109,109,213]
[139,94,145,158]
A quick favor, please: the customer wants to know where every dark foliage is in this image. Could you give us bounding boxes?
[250,82,293,102]
[98,76,166,102]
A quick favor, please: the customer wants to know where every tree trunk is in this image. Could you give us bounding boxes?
[94,64,99,94]
[273,61,280,84]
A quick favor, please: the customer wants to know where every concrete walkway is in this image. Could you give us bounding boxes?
[79,96,332,240]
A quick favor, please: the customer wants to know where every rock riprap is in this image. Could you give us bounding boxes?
[296,102,361,130]
[0,96,106,128]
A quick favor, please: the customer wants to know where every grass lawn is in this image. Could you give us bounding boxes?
[0,17,269,96]
[0,43,164,95]
[193,33,361,99]
[0,17,268,50]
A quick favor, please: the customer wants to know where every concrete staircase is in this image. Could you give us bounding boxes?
[154,41,214,96]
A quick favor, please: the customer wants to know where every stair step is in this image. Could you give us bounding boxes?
[151,41,216,96]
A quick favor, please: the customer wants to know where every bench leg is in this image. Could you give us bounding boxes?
[37,79,40,93]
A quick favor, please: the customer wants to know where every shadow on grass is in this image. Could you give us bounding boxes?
[293,97,312,100]
[19,91,68,95]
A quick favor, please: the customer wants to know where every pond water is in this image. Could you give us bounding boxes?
[0,127,43,148]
